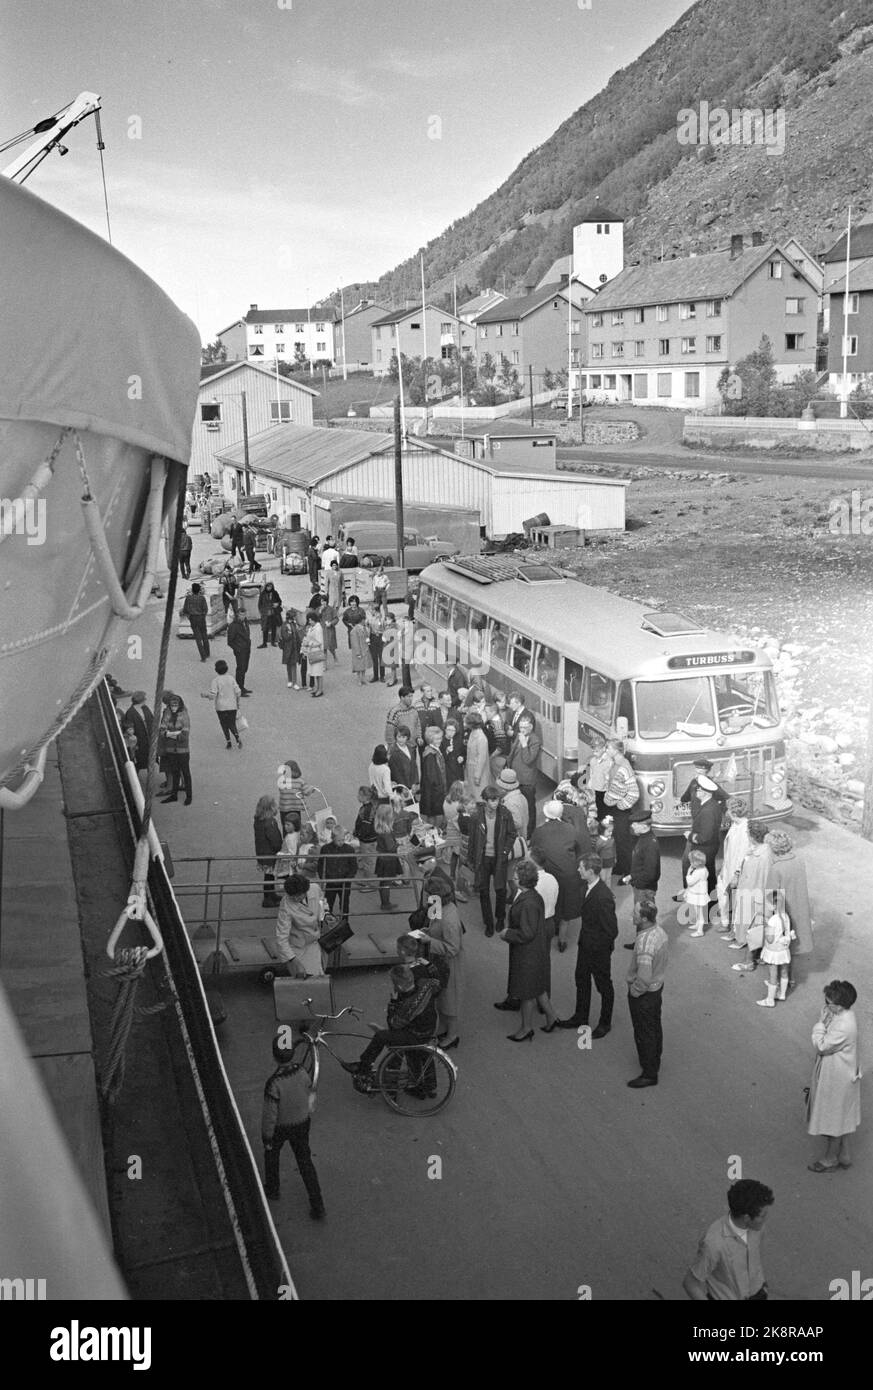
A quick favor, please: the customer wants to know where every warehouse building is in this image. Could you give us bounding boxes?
[215,422,626,537]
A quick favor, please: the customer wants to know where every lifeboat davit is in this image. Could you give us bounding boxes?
[0,176,200,799]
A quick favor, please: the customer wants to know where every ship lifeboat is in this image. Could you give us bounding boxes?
[0,176,200,800]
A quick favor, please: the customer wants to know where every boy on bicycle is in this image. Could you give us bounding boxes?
[343,936,442,1093]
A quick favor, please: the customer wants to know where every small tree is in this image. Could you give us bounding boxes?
[201,338,227,365]
[718,335,778,415]
[543,367,556,391]
[293,343,309,371]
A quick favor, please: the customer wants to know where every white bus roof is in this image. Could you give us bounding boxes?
[420,561,769,678]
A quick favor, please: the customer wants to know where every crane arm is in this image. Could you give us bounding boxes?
[2,91,102,182]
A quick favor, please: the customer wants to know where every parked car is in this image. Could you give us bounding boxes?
[338,521,459,573]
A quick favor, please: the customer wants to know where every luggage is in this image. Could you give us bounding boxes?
[273,975,335,1023]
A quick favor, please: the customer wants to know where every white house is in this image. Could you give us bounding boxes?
[216,304,337,369]
[192,361,318,484]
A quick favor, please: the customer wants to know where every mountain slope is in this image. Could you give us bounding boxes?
[371,0,873,305]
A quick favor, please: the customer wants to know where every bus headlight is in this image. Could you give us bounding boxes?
[650,800,664,813]
[770,767,785,782]
[648,780,666,797]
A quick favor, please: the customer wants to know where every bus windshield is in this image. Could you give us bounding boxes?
[635,677,716,739]
[714,670,779,732]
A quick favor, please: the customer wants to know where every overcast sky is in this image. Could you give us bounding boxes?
[2,0,692,340]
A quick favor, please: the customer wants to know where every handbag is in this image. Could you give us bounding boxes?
[319,916,354,953]
[746,919,765,952]
[237,714,249,731]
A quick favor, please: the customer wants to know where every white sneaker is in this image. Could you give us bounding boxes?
[293,684,301,690]
[287,682,294,687]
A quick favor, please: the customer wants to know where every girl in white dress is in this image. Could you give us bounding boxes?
[756,906,792,1008]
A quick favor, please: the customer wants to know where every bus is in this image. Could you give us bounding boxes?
[414,556,791,834]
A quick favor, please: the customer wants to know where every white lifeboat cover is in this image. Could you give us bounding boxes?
[0,176,200,461]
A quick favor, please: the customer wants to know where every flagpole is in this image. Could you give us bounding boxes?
[420,253,429,432]
[340,284,348,381]
[840,205,852,419]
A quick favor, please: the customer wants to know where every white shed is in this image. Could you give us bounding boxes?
[192,362,318,482]
[215,424,627,536]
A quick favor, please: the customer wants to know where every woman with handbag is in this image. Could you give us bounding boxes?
[276,873,326,978]
[254,796,283,907]
[498,861,559,1041]
[300,609,326,698]
[159,694,193,805]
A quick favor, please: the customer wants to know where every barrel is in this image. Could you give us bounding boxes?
[522,511,550,533]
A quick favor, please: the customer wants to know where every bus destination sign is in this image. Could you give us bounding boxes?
[668,651,756,670]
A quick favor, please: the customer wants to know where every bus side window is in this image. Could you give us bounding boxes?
[451,600,469,632]
[535,643,558,693]
[510,633,533,677]
[581,668,615,722]
[434,593,451,629]
[490,621,509,664]
[564,659,584,704]
[617,680,636,735]
[417,583,432,620]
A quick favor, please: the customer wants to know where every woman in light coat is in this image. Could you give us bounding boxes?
[766,829,814,995]
[416,877,463,1049]
[300,610,325,698]
[464,712,491,803]
[807,980,861,1172]
[349,618,368,684]
[716,796,750,931]
[276,872,325,977]
[727,820,773,973]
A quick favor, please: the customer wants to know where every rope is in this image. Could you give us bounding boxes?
[100,948,166,1104]
[94,109,112,245]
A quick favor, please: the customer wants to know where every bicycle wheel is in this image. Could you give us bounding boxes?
[376,1045,456,1117]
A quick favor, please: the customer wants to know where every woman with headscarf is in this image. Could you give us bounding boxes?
[464,711,491,803]
[159,694,192,805]
[807,980,861,1172]
[498,861,559,1041]
[276,872,326,978]
[766,828,813,996]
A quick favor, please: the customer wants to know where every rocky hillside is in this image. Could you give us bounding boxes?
[369,0,873,306]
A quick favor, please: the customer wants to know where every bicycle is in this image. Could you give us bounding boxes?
[289,1003,457,1117]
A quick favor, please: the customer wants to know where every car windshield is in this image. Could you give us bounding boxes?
[635,677,716,739]
[713,670,779,732]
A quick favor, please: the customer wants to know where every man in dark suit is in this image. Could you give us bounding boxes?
[676,775,724,897]
[121,692,154,773]
[557,854,618,1037]
[507,691,538,736]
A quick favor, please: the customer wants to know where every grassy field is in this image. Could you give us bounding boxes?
[284,371,396,421]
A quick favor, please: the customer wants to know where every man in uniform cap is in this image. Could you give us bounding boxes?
[674,775,724,901]
[121,692,154,775]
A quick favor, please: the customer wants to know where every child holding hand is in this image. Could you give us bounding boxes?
[757,905,793,1008]
[684,848,709,936]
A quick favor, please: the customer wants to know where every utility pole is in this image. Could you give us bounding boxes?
[241,389,251,496]
[862,668,873,841]
[529,365,535,426]
[393,396,405,570]
[840,205,852,420]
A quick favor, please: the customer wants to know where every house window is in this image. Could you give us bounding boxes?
[200,402,222,422]
[657,373,672,397]
[274,323,285,333]
[681,337,696,353]
[495,325,503,337]
[611,342,624,358]
[589,374,602,388]
[249,344,264,357]
[656,304,668,322]
[391,326,396,337]
[315,322,326,332]
[480,327,488,338]
[705,335,722,352]
[294,339,305,350]
[634,340,645,357]
[441,322,452,333]
[848,293,860,314]
[592,312,604,328]
[570,319,581,334]
[317,341,326,353]
[570,348,580,366]
[706,298,723,317]
[441,345,452,359]
[253,324,263,335]
[785,333,805,350]
[684,372,700,398]
[611,310,624,326]
[844,336,858,356]
[376,348,382,362]
[410,322,421,330]
[633,374,648,398]
[679,302,696,320]
[511,350,520,364]
[634,308,646,324]
[270,401,292,422]
[658,338,670,355]
[591,343,604,359]
[295,323,305,332]
[511,321,520,334]
[375,326,381,339]
[275,342,285,353]
[785,297,804,315]
[604,374,617,389]
[768,261,782,279]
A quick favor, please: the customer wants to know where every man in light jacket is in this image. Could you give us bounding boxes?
[261,1035,324,1217]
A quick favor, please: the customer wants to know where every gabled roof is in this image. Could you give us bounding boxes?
[344,301,389,319]
[243,307,338,324]
[215,421,393,486]
[458,289,506,319]
[827,257,873,296]
[370,303,459,327]
[216,318,244,338]
[823,220,873,264]
[584,243,817,311]
[537,255,573,288]
[196,360,319,397]
[476,281,573,324]
[576,204,624,224]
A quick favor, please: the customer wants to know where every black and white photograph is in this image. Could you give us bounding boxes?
[1,0,871,1349]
